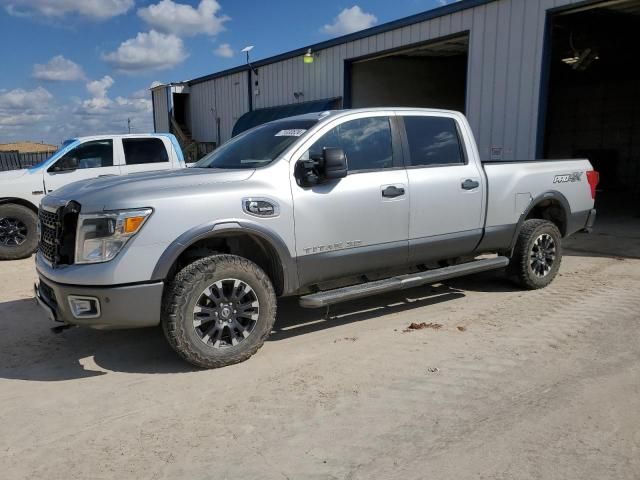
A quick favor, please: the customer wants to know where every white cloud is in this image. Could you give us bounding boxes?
[0,81,154,142]
[321,6,377,36]
[3,0,134,20]
[0,113,46,126]
[32,55,85,81]
[138,0,229,36]
[103,30,188,72]
[214,43,234,58]
[83,76,114,112]
[0,87,53,138]
[150,80,164,88]
[0,86,53,110]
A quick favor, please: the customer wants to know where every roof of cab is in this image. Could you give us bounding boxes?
[72,133,176,142]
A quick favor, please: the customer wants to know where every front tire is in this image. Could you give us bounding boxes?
[508,219,562,290]
[162,255,277,368]
[0,204,38,261]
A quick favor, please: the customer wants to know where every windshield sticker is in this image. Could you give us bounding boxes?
[275,129,307,137]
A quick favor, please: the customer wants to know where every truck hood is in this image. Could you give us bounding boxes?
[45,167,255,212]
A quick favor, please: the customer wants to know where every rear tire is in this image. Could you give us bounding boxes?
[0,204,38,261]
[162,254,277,368]
[508,219,562,290]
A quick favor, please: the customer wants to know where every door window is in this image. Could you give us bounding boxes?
[123,138,169,165]
[403,116,465,167]
[307,117,393,172]
[49,140,113,172]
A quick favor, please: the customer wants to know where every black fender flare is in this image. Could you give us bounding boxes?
[0,197,38,212]
[151,220,299,295]
[509,190,570,251]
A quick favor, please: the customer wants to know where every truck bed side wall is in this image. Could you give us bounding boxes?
[482,159,594,241]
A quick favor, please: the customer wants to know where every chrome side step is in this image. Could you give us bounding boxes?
[299,256,509,309]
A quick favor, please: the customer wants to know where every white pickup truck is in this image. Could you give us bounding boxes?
[0,133,185,260]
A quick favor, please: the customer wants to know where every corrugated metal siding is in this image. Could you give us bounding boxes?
[190,71,249,144]
[152,88,169,133]
[184,0,584,154]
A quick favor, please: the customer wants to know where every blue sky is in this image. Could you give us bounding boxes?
[0,0,452,145]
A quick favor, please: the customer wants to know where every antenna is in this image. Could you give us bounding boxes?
[241,45,254,64]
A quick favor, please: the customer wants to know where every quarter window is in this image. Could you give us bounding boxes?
[123,138,169,165]
[403,116,464,167]
[50,140,113,172]
[308,117,393,172]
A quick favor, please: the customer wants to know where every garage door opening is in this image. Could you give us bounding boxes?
[544,0,640,219]
[345,34,469,112]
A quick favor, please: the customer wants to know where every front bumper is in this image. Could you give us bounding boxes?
[34,274,164,329]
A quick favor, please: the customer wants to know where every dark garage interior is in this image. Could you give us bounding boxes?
[544,0,640,217]
[347,35,468,112]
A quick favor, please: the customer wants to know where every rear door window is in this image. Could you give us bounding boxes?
[403,116,465,167]
[123,138,169,165]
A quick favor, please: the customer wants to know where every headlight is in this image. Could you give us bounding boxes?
[75,208,152,264]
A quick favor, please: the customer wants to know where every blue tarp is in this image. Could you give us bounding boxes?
[232,97,342,137]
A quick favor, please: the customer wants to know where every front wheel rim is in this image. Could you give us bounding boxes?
[0,217,28,247]
[192,278,260,349]
[530,233,556,278]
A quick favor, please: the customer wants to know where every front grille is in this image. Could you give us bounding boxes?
[38,209,59,264]
[38,202,80,266]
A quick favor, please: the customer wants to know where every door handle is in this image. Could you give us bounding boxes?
[382,185,405,198]
[461,179,479,190]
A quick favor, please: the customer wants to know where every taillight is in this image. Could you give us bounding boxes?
[586,170,599,199]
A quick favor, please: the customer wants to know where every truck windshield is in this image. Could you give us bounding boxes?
[193,119,318,169]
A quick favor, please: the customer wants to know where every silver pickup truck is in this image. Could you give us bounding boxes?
[34,108,598,368]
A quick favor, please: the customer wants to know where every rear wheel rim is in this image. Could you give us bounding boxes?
[192,278,260,349]
[0,217,28,247]
[530,233,556,278]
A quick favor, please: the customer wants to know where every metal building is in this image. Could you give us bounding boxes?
[152,0,640,203]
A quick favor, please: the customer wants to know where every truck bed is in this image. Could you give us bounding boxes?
[482,158,594,232]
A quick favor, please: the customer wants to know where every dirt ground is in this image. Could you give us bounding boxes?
[1,211,639,480]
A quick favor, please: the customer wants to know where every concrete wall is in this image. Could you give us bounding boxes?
[164,0,586,156]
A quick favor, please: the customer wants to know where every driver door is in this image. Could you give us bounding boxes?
[291,112,409,287]
[43,139,120,194]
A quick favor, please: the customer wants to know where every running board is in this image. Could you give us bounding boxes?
[299,256,510,309]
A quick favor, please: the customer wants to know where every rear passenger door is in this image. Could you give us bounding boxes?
[119,137,173,174]
[291,112,409,287]
[399,113,484,263]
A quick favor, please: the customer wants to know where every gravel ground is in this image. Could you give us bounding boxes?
[1,216,639,480]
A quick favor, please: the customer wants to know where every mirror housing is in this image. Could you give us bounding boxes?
[322,148,347,180]
[295,147,347,187]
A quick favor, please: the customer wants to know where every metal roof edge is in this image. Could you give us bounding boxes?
[188,0,493,86]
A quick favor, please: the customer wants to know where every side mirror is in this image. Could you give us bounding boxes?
[322,148,347,180]
[295,147,347,187]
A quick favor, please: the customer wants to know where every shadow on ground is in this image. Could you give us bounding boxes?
[563,194,640,260]
[0,284,466,382]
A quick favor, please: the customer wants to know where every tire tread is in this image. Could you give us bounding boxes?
[162,254,276,368]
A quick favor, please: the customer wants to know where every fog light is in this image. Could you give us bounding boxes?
[68,296,101,319]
